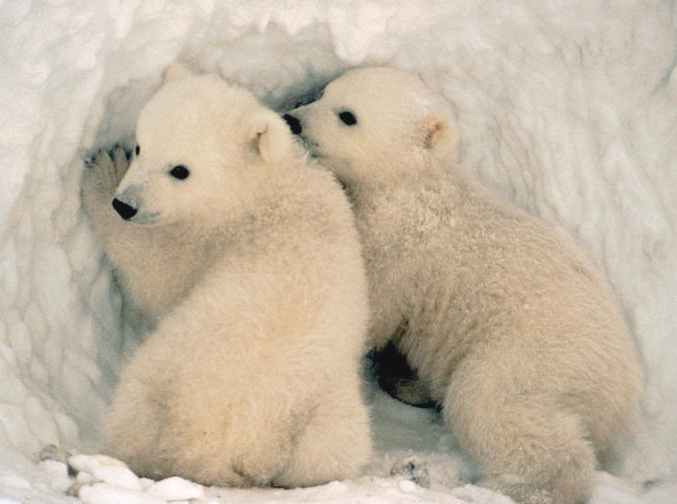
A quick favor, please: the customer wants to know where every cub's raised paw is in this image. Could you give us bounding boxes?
[83,145,132,195]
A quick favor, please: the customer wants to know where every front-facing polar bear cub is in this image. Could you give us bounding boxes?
[287,67,642,504]
[83,65,372,487]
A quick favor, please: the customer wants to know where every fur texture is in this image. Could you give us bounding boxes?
[81,66,372,487]
[288,66,642,504]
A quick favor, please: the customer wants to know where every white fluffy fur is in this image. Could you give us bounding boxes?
[289,67,642,504]
[81,67,372,487]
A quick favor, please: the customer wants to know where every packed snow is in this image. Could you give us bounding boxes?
[0,1,676,503]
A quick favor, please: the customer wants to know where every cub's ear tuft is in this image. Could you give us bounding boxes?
[420,114,449,150]
[420,113,460,162]
[248,112,292,164]
[163,63,194,84]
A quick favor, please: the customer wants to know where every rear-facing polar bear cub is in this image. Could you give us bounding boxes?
[81,65,372,487]
[286,67,642,504]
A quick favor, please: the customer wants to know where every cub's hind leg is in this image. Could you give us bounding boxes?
[445,351,595,504]
[105,338,173,479]
[274,377,372,487]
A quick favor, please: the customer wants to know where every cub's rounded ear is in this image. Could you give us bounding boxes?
[248,112,292,164]
[163,63,194,84]
[419,114,458,154]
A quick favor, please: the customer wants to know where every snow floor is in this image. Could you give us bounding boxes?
[1,1,676,503]
[3,383,677,504]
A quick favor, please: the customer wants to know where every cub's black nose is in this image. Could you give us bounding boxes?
[283,113,302,135]
[112,198,138,220]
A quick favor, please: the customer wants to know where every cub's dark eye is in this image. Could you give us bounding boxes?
[169,165,190,180]
[135,145,140,156]
[338,110,357,126]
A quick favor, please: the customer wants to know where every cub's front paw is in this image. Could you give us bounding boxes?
[371,341,436,408]
[83,145,132,194]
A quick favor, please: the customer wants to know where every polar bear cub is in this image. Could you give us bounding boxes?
[82,66,372,487]
[286,67,642,504]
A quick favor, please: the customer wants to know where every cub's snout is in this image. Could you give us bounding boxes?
[112,198,138,220]
[282,113,302,135]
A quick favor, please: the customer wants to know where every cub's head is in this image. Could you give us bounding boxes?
[284,67,457,189]
[113,64,295,226]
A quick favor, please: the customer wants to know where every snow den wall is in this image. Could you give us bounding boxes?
[1,0,676,484]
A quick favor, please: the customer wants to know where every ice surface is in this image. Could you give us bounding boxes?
[36,460,71,493]
[146,477,205,500]
[78,483,165,504]
[68,453,128,475]
[0,1,676,503]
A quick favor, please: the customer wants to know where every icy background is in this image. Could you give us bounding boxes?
[0,0,676,503]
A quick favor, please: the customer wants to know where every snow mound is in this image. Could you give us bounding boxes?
[1,1,676,503]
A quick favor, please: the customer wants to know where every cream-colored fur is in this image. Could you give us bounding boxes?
[288,66,642,504]
[82,146,186,329]
[81,66,372,487]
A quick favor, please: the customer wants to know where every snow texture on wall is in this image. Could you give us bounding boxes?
[0,0,676,502]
